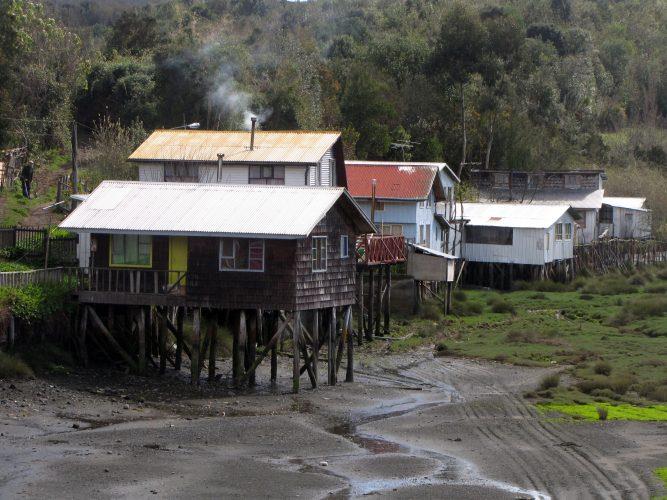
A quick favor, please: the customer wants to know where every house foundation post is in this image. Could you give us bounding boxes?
[191,308,201,386]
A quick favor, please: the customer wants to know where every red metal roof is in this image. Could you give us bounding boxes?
[345,162,439,200]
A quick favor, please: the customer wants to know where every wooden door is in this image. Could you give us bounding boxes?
[169,236,188,286]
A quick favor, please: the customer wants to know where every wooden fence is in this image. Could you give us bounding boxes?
[574,239,667,275]
[0,226,78,264]
[0,267,78,288]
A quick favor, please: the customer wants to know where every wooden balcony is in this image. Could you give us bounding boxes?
[356,235,406,267]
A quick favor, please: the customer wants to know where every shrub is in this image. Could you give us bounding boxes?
[596,406,608,421]
[657,268,667,280]
[452,289,467,301]
[539,373,560,390]
[419,302,442,321]
[646,283,667,294]
[594,361,613,376]
[583,274,638,295]
[612,295,667,325]
[529,292,547,300]
[434,341,449,356]
[590,388,620,400]
[0,352,34,378]
[490,298,516,315]
[579,293,594,300]
[451,301,483,316]
[577,377,613,394]
[609,374,635,395]
[628,274,646,286]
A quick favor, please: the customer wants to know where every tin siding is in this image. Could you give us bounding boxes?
[199,165,218,183]
[463,227,547,265]
[217,164,249,184]
[320,148,333,186]
[295,203,357,310]
[285,166,308,186]
[138,164,164,182]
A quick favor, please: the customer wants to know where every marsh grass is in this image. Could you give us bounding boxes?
[0,352,34,378]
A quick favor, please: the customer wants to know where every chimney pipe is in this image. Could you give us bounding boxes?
[217,153,224,182]
[250,117,257,151]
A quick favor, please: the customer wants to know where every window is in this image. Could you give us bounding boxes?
[564,223,572,240]
[219,239,264,271]
[555,223,563,240]
[164,162,198,182]
[528,174,543,188]
[340,235,349,258]
[248,165,285,185]
[575,209,587,228]
[425,224,431,246]
[419,225,424,243]
[493,172,509,186]
[374,202,385,212]
[110,235,152,267]
[312,236,327,272]
[546,232,550,250]
[380,224,403,236]
[599,205,613,224]
[464,226,513,245]
[564,174,579,188]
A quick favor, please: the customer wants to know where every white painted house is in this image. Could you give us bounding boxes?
[599,197,651,239]
[470,169,606,244]
[128,128,346,188]
[345,161,459,252]
[459,203,577,266]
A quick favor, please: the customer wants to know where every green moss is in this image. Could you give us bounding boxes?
[655,467,667,488]
[537,402,667,421]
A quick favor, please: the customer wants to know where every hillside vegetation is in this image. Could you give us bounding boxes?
[1,0,666,232]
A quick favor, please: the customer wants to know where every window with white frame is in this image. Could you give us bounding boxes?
[219,238,265,271]
[555,223,563,240]
[312,236,327,272]
[110,234,152,267]
[374,201,385,211]
[248,165,285,185]
[564,223,572,240]
[380,224,403,236]
[340,235,349,258]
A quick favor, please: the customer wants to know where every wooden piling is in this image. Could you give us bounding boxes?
[357,272,364,346]
[191,308,201,386]
[383,265,391,336]
[78,305,88,367]
[367,268,374,341]
[208,319,217,382]
[247,310,257,386]
[312,309,319,385]
[292,311,301,394]
[175,307,184,371]
[158,308,167,375]
[138,308,146,374]
[328,307,336,385]
[345,306,354,383]
[233,310,247,385]
[375,266,382,337]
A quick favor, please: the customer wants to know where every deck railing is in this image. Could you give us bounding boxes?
[0,267,78,288]
[77,268,187,295]
[356,235,406,266]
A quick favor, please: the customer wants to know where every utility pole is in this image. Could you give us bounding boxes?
[71,120,79,195]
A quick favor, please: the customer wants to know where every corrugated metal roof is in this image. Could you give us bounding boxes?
[602,197,647,211]
[60,181,374,238]
[409,243,456,259]
[345,162,441,200]
[128,130,341,164]
[460,203,572,229]
[478,189,604,209]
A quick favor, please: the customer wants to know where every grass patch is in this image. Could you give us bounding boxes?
[537,402,667,421]
[0,351,34,378]
[655,467,667,488]
[539,373,560,390]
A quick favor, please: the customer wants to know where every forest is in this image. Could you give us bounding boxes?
[0,0,666,233]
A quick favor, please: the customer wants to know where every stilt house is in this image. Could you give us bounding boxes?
[599,197,651,239]
[459,203,577,286]
[60,181,375,390]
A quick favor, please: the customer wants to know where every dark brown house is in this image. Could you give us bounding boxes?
[60,181,375,390]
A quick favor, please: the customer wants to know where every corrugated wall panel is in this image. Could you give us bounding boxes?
[320,149,333,186]
[199,166,218,183]
[138,164,164,182]
[285,167,307,186]
[217,165,249,184]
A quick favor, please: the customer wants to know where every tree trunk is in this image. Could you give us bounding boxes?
[457,83,467,179]
[485,115,495,170]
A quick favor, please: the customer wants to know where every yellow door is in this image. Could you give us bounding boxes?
[169,236,188,286]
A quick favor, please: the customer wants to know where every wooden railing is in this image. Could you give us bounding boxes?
[0,267,78,288]
[77,268,188,295]
[0,226,78,264]
[574,239,667,274]
[356,235,406,266]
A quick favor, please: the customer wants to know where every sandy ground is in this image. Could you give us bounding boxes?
[1,349,665,499]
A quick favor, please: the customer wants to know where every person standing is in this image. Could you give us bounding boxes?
[20,160,34,198]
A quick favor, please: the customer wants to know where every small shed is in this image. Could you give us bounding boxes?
[600,197,651,240]
[459,203,577,286]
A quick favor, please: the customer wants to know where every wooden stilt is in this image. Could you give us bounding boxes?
[208,318,217,382]
[247,310,257,386]
[367,268,374,341]
[175,307,184,371]
[312,309,319,385]
[191,308,201,386]
[383,265,391,335]
[138,307,146,374]
[7,314,15,352]
[345,306,354,383]
[375,267,382,337]
[328,307,336,385]
[413,280,421,315]
[292,311,300,394]
[446,282,453,315]
[233,311,246,385]
[270,313,278,383]
[87,306,136,371]
[357,272,364,346]
[78,306,88,367]
[240,314,291,385]
[158,308,167,375]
